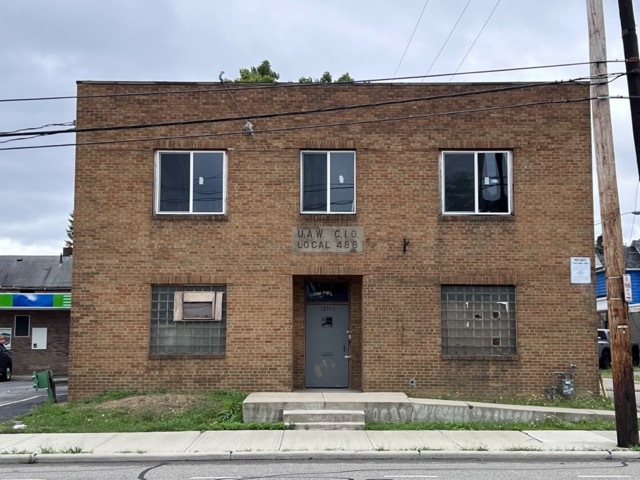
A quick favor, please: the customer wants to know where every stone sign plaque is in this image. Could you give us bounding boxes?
[293,227,364,253]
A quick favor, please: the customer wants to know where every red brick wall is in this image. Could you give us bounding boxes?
[70,81,596,400]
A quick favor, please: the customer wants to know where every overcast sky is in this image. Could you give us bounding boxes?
[1,0,639,255]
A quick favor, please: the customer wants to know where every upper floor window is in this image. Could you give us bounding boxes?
[301,151,355,214]
[441,151,511,215]
[155,151,226,214]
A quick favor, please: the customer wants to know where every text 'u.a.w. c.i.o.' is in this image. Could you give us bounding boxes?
[292,227,364,253]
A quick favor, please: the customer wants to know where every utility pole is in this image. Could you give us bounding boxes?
[618,0,640,179]
[587,0,639,447]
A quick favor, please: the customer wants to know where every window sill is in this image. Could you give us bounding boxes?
[152,214,228,222]
[442,354,518,361]
[149,354,226,360]
[300,213,357,220]
[439,214,515,222]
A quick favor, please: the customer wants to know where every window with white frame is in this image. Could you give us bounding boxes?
[301,151,355,213]
[155,151,226,214]
[150,285,226,355]
[442,151,511,214]
[441,285,516,356]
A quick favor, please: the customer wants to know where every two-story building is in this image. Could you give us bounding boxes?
[70,80,597,400]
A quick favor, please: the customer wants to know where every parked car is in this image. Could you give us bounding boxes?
[0,343,11,381]
[598,328,640,369]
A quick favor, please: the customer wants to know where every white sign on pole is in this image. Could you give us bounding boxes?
[623,274,633,302]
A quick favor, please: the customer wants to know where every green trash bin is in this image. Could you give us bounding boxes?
[32,370,57,403]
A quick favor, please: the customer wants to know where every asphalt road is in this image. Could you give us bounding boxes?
[1,459,639,480]
[0,377,67,422]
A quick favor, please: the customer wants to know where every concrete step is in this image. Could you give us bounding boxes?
[283,409,365,430]
[288,421,365,430]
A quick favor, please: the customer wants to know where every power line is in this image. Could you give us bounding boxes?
[0,121,76,144]
[423,0,472,79]
[393,0,431,79]
[0,95,597,152]
[2,121,75,134]
[448,0,502,82]
[0,76,609,140]
[0,61,624,104]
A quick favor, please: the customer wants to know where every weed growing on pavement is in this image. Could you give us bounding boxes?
[38,446,88,454]
[0,449,31,455]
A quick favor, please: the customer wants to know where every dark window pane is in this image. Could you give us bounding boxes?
[306,282,349,302]
[303,153,327,212]
[330,152,355,212]
[193,152,224,213]
[14,315,29,337]
[444,153,475,212]
[183,302,213,319]
[478,153,509,213]
[160,153,190,212]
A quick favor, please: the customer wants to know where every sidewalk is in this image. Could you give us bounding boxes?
[1,380,639,464]
[0,429,637,464]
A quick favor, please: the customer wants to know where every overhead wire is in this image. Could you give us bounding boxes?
[628,181,640,247]
[0,95,601,152]
[422,0,472,80]
[448,0,502,82]
[0,74,616,141]
[0,134,41,145]
[0,60,625,104]
[0,121,76,144]
[2,121,75,134]
[392,0,430,79]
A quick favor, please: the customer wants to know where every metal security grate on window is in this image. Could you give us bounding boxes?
[441,285,516,356]
[150,285,226,355]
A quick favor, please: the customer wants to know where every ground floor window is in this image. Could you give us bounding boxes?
[441,285,516,356]
[151,285,226,355]
[14,315,30,337]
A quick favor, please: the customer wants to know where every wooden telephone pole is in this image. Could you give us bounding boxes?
[587,0,639,447]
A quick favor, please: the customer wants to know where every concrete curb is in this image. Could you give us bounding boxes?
[0,449,639,464]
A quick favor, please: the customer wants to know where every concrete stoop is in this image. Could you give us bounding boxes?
[283,409,365,430]
[243,392,412,426]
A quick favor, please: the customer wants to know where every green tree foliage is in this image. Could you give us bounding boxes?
[233,60,280,83]
[227,60,353,83]
[65,212,73,247]
[299,71,354,83]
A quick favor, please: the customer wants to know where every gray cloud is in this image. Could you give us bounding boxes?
[0,0,639,253]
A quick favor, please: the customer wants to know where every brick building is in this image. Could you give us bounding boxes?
[0,253,72,376]
[70,80,597,400]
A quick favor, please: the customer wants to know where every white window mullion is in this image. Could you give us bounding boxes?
[508,154,513,214]
[326,152,332,213]
[154,153,160,214]
[189,153,194,213]
[473,152,479,214]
